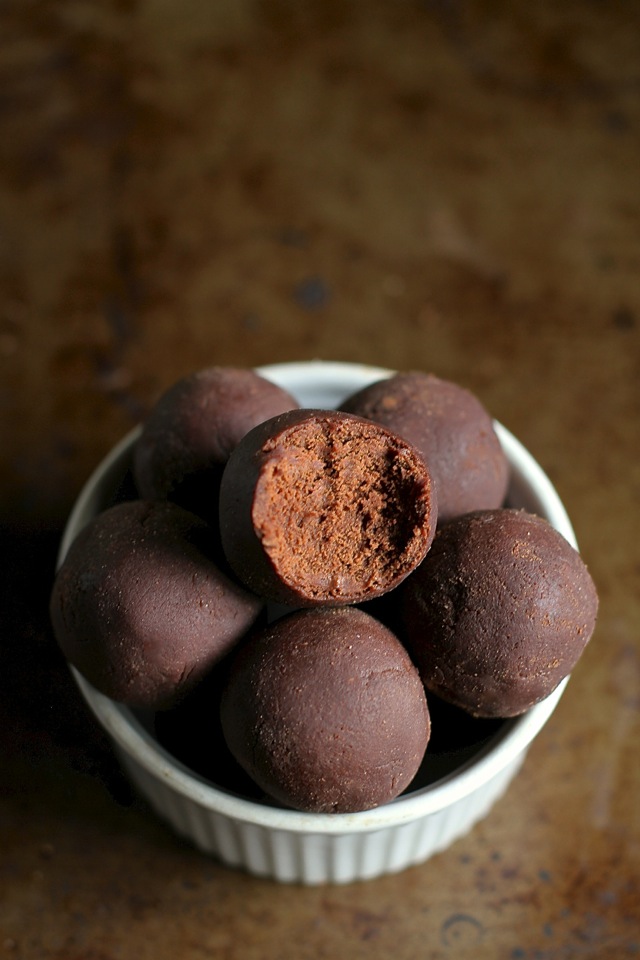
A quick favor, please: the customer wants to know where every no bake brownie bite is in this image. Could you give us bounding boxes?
[340,371,509,523]
[220,607,430,814]
[219,408,436,607]
[49,498,264,710]
[50,362,598,816]
[401,508,599,719]
[134,366,298,527]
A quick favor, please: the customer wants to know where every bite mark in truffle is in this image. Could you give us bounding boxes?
[219,409,437,606]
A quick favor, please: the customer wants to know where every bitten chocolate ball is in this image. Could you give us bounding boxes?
[133,366,298,524]
[220,608,431,813]
[340,372,509,523]
[50,500,264,710]
[219,408,437,607]
[401,509,599,718]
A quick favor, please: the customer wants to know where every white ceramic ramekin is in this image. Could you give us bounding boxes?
[57,361,577,885]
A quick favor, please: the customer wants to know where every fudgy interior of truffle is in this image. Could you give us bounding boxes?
[253,417,427,600]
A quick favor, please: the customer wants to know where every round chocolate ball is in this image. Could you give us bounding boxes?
[401,509,599,718]
[218,408,437,607]
[220,608,431,813]
[340,372,509,523]
[133,366,298,524]
[50,500,264,710]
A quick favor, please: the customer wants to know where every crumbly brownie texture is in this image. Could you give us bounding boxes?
[50,499,264,710]
[340,372,509,524]
[133,366,298,523]
[401,508,599,718]
[220,607,431,813]
[218,408,437,606]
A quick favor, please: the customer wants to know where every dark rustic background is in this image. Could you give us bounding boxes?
[1,2,639,957]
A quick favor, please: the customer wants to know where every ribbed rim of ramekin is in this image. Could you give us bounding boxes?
[59,360,577,837]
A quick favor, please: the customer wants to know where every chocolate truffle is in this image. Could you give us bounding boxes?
[133,366,298,524]
[219,408,437,607]
[340,372,509,523]
[50,500,264,710]
[401,509,599,718]
[220,607,431,813]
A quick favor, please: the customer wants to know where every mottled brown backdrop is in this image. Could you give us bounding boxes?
[1,1,639,958]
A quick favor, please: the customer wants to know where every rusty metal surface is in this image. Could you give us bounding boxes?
[1,1,639,957]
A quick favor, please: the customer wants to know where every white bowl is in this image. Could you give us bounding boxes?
[57,361,577,885]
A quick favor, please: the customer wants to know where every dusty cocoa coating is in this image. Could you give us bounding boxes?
[340,372,509,523]
[401,509,599,718]
[219,408,437,607]
[133,367,298,524]
[220,607,431,813]
[50,500,264,710]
